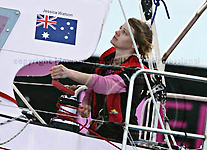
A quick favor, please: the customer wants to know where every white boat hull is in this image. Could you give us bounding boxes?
[0,115,151,150]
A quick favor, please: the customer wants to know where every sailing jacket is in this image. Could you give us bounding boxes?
[91,47,147,125]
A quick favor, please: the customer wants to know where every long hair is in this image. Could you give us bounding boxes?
[128,18,153,58]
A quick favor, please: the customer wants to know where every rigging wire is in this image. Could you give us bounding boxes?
[117,0,172,149]
[125,127,138,150]
[140,1,172,144]
[1,46,142,72]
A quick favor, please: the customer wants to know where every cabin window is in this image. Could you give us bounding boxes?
[0,7,20,50]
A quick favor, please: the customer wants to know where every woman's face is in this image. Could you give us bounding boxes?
[110,22,135,50]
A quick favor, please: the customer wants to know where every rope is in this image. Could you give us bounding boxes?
[0,119,31,145]
[151,0,170,25]
[79,118,88,132]
[55,102,122,150]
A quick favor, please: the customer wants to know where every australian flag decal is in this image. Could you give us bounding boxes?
[35,14,77,45]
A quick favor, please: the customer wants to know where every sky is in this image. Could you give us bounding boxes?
[93,0,207,68]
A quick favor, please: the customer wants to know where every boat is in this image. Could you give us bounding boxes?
[0,0,207,150]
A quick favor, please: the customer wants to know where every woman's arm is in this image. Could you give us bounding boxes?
[50,64,127,94]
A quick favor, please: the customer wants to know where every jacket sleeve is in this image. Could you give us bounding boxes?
[87,74,127,94]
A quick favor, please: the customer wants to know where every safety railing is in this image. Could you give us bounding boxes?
[122,69,207,150]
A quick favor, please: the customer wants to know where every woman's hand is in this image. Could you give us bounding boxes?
[78,104,91,118]
[50,64,69,79]
[50,64,93,86]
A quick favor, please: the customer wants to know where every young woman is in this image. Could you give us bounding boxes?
[50,18,152,142]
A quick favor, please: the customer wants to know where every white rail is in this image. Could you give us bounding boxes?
[167,93,207,102]
[122,69,207,150]
[128,124,205,140]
